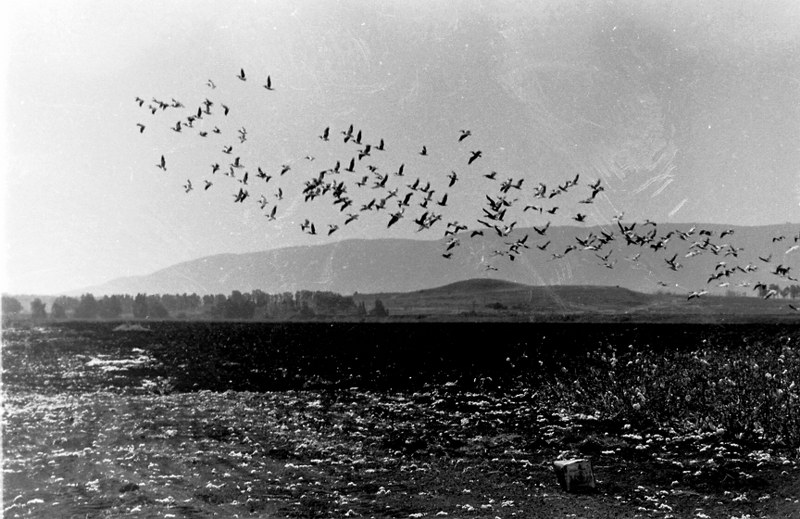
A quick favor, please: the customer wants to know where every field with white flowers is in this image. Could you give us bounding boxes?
[3,322,800,518]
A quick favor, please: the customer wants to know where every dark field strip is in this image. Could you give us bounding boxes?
[3,321,798,393]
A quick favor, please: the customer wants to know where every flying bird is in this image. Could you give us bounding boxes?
[136,123,145,133]
[687,290,708,301]
[468,151,482,164]
[156,155,166,171]
[459,129,471,142]
[447,171,458,187]
[264,76,274,90]
[387,210,404,228]
[237,68,246,81]
[233,188,249,203]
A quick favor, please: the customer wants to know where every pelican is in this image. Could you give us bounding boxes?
[233,188,249,202]
[387,209,404,228]
[468,151,482,164]
[687,290,708,300]
[447,171,458,187]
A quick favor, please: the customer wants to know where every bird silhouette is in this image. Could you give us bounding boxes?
[233,188,249,203]
[136,123,145,133]
[447,171,458,187]
[237,68,246,81]
[156,155,166,171]
[459,130,471,142]
[264,76,274,90]
[687,290,708,300]
[468,151,482,164]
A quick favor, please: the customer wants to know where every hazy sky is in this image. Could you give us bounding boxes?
[3,0,800,294]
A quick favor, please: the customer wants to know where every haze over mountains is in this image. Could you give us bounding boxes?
[78,223,798,297]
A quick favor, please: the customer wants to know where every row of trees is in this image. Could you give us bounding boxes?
[756,284,800,299]
[1,291,389,320]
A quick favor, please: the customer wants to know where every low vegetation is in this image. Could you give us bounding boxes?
[3,322,800,518]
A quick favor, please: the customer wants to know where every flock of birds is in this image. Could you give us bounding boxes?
[135,69,800,309]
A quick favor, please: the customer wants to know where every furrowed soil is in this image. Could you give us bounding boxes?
[3,321,800,518]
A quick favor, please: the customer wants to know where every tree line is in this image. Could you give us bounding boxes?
[1,291,389,321]
[756,283,800,299]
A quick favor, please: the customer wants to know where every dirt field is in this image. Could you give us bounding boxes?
[3,322,800,518]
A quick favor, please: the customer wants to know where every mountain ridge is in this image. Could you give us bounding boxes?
[75,222,799,296]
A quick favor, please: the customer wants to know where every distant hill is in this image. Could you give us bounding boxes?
[359,279,657,315]
[76,223,799,297]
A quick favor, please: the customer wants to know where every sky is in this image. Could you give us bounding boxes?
[2,0,800,295]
